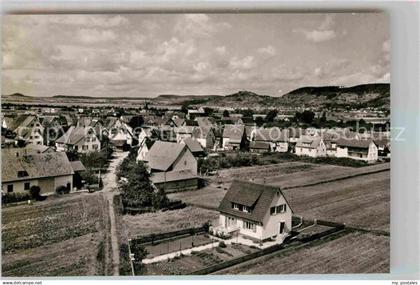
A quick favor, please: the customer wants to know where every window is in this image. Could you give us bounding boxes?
[85,137,90,142]
[279,222,285,234]
[232,203,239,210]
[24,182,30,190]
[7,184,13,193]
[93,144,98,150]
[92,137,96,142]
[271,204,286,215]
[82,145,88,150]
[243,221,256,232]
[17,171,29,178]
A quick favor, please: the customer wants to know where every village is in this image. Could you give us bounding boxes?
[1,97,390,276]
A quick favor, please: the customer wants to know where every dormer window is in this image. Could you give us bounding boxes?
[17,170,29,178]
[231,202,251,213]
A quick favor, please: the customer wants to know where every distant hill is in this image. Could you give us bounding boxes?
[281,83,390,109]
[2,83,390,110]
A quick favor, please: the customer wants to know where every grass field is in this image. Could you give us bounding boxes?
[123,206,219,238]
[220,231,389,274]
[2,193,111,276]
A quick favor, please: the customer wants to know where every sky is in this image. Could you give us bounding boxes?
[2,13,389,98]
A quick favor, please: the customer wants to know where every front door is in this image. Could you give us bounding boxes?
[279,222,285,234]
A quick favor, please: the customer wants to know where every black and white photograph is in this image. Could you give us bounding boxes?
[1,12,392,277]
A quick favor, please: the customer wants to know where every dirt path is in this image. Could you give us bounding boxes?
[101,151,129,276]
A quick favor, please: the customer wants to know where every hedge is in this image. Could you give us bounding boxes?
[2,192,31,204]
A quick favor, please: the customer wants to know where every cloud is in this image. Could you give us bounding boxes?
[229,56,255,70]
[77,28,117,44]
[294,14,340,43]
[216,46,227,55]
[174,14,231,38]
[302,30,336,43]
[257,45,276,56]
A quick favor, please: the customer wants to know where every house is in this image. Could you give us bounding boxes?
[2,149,74,195]
[6,115,45,146]
[181,137,205,158]
[254,128,289,152]
[143,141,198,192]
[55,126,101,153]
[187,107,205,120]
[213,180,293,243]
[106,118,134,148]
[222,124,247,151]
[336,138,378,162]
[136,138,155,162]
[295,135,326,157]
[249,141,271,153]
[174,126,196,143]
[70,160,86,189]
[150,169,198,193]
[194,117,217,150]
[143,141,197,175]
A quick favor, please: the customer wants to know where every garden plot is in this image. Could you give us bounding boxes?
[1,193,110,276]
[143,243,259,275]
[144,234,213,259]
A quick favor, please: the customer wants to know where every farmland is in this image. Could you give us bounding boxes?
[123,206,219,238]
[170,163,390,232]
[219,231,389,274]
[1,193,112,276]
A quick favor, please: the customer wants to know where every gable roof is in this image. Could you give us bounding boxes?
[255,128,288,142]
[296,135,323,148]
[336,138,375,149]
[217,180,293,224]
[249,141,271,150]
[56,126,94,145]
[223,124,245,143]
[144,141,187,171]
[2,150,74,183]
[182,137,204,153]
[70,160,86,172]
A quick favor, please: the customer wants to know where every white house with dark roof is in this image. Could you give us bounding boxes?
[253,128,289,152]
[336,138,378,162]
[222,124,247,151]
[2,149,74,195]
[55,126,101,153]
[295,135,326,157]
[213,180,293,243]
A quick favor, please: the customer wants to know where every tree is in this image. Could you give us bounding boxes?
[301,110,315,124]
[181,104,189,114]
[255,116,265,127]
[128,115,144,129]
[120,161,155,207]
[223,110,230,117]
[265,110,278,123]
[320,111,327,123]
[29,185,41,200]
[65,149,79,161]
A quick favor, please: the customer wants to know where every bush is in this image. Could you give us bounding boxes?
[2,192,31,204]
[29,185,41,200]
[56,185,70,195]
[218,241,227,248]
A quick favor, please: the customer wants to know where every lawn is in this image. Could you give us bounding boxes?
[168,186,226,209]
[123,206,219,238]
[220,231,389,274]
[144,234,213,258]
[1,193,111,276]
[144,243,259,275]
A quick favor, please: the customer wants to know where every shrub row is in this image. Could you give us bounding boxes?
[2,192,31,204]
